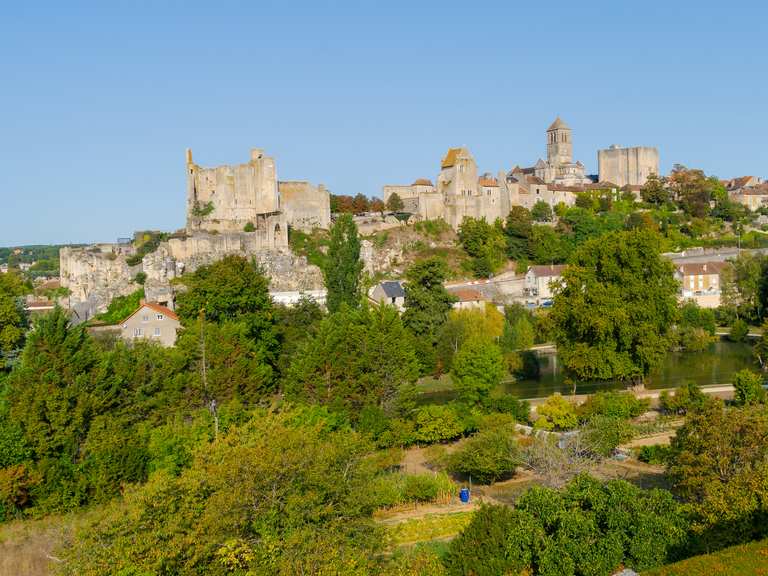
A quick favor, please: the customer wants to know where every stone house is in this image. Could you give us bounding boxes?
[728,182,768,212]
[368,281,406,310]
[120,301,181,347]
[674,261,730,308]
[525,265,567,305]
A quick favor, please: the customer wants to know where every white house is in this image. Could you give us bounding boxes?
[120,301,181,347]
[525,264,566,305]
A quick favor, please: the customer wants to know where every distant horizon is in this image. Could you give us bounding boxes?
[3,1,766,246]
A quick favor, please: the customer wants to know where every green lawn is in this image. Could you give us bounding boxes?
[644,538,768,575]
[386,511,474,547]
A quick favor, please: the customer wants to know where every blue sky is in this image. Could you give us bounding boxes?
[1,0,766,245]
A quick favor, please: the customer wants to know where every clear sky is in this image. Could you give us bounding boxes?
[1,1,766,246]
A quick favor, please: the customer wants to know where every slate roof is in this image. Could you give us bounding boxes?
[380,281,405,299]
[675,262,730,276]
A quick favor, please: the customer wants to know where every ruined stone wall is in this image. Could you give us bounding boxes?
[279,181,331,231]
[186,148,280,233]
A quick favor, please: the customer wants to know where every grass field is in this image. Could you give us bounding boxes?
[644,538,768,575]
[386,511,474,547]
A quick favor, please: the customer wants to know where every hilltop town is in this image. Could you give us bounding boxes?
[2,116,763,335]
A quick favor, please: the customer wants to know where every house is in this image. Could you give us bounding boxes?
[728,183,768,212]
[120,301,181,347]
[674,261,730,308]
[447,287,485,310]
[369,281,406,310]
[525,265,567,305]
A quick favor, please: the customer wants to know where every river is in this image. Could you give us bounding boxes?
[505,340,759,399]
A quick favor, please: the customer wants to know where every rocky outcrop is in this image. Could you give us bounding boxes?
[61,232,324,322]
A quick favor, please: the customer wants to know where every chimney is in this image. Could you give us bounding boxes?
[185,148,193,164]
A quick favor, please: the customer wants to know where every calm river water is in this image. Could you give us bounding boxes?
[505,340,759,399]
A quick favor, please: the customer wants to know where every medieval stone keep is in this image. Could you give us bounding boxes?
[598,145,659,187]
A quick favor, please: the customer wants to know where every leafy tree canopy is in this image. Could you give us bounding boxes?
[323,214,363,313]
[550,229,679,382]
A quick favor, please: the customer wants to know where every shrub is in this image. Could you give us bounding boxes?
[580,415,634,456]
[243,222,255,232]
[729,318,749,342]
[659,381,708,415]
[732,369,766,406]
[445,476,689,575]
[576,390,649,422]
[446,427,521,484]
[94,288,145,325]
[637,444,673,465]
[534,393,578,431]
[482,395,530,423]
[133,271,147,285]
[414,405,466,444]
[369,472,454,508]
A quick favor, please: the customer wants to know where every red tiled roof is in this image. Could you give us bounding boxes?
[121,302,179,324]
[675,262,730,276]
[478,177,499,187]
[448,287,484,302]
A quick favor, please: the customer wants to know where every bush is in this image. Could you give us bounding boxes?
[732,369,766,406]
[580,415,634,456]
[576,390,649,422]
[94,288,144,325]
[534,393,578,431]
[243,222,255,232]
[446,427,521,484]
[637,444,673,465]
[414,405,467,444]
[133,271,147,285]
[482,395,530,423]
[445,475,689,575]
[369,471,454,508]
[659,381,708,415]
[729,318,749,342]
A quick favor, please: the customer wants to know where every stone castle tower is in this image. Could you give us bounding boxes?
[546,116,572,166]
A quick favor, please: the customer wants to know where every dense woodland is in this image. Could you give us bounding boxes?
[2,168,768,573]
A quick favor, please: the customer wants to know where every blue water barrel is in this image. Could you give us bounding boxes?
[459,488,470,503]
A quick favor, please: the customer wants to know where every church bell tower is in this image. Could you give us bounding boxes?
[546,116,572,167]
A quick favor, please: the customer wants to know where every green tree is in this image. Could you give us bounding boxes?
[549,229,679,383]
[174,255,273,327]
[323,214,363,313]
[0,270,29,354]
[732,369,766,405]
[639,173,670,205]
[60,413,384,575]
[286,305,419,414]
[528,225,567,264]
[452,336,505,404]
[458,217,506,277]
[668,401,768,551]
[581,415,634,456]
[504,206,533,260]
[531,200,553,222]
[402,258,456,372]
[386,192,405,212]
